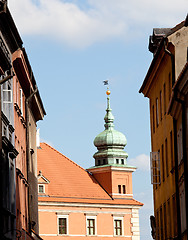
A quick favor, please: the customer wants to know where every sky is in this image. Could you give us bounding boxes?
[8,0,188,239]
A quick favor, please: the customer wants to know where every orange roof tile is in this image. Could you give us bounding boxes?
[38,196,143,206]
[37,143,142,206]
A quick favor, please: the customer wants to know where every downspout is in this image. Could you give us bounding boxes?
[164,41,182,239]
[25,87,38,233]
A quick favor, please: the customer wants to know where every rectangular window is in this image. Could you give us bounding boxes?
[164,203,167,239]
[122,185,126,194]
[162,144,165,182]
[156,210,159,240]
[160,91,162,121]
[114,219,122,236]
[172,195,178,236]
[38,184,45,193]
[167,199,171,238]
[152,105,155,133]
[170,131,174,169]
[165,138,169,177]
[156,98,159,127]
[121,159,124,164]
[169,73,172,101]
[116,159,119,164]
[164,83,166,115]
[118,185,121,194]
[20,88,23,115]
[177,127,183,165]
[160,206,163,239]
[58,218,67,235]
[87,219,95,235]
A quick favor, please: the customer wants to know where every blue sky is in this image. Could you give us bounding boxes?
[9,0,187,238]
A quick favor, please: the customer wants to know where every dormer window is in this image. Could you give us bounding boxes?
[38,184,45,194]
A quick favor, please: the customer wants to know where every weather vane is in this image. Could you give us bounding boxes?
[103,79,111,95]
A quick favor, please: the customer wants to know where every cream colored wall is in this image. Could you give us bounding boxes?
[168,27,188,78]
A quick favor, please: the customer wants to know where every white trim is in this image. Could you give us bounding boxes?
[86,215,97,236]
[37,174,50,183]
[112,193,133,197]
[38,201,141,209]
[88,166,136,174]
[40,233,132,237]
[113,216,124,236]
[39,209,131,215]
[57,214,69,235]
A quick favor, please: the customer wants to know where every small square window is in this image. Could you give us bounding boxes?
[38,184,45,193]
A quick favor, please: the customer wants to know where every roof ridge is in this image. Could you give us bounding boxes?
[40,142,88,172]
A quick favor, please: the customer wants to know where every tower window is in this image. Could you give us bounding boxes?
[97,160,100,166]
[103,159,106,165]
[116,159,119,164]
[122,185,126,194]
[118,185,121,194]
[121,159,124,164]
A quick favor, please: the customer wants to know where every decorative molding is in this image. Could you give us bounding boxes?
[38,201,142,209]
[39,209,131,215]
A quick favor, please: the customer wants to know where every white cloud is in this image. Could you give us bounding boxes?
[127,154,150,171]
[8,0,187,48]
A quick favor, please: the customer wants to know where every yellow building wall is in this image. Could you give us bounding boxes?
[145,44,177,239]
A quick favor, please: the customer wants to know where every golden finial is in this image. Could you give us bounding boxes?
[106,89,111,95]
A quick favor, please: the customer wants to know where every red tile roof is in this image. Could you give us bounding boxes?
[37,143,142,206]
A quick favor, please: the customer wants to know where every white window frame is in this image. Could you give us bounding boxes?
[2,89,12,103]
[86,215,97,236]
[57,215,69,235]
[20,88,23,115]
[38,184,45,194]
[113,216,124,236]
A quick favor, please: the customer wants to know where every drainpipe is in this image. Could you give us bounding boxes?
[25,87,38,233]
[164,40,182,239]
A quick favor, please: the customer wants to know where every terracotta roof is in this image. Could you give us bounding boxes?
[37,143,142,206]
[37,143,112,199]
[38,196,143,206]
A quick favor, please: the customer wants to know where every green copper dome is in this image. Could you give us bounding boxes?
[93,93,128,167]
